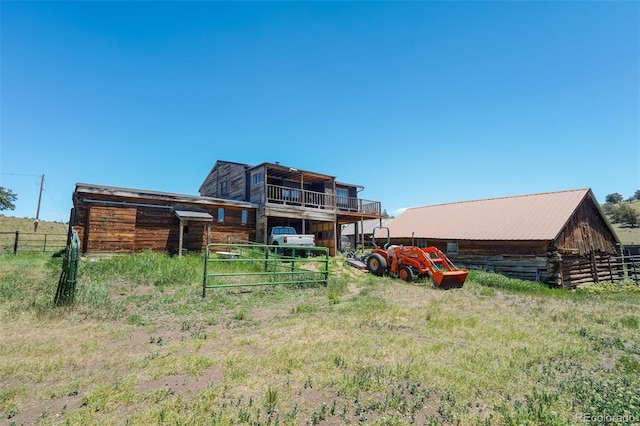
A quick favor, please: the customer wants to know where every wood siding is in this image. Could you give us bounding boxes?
[199,162,247,200]
[86,206,137,252]
[73,188,256,255]
[134,208,176,251]
[311,221,335,256]
[554,197,618,255]
[249,165,266,204]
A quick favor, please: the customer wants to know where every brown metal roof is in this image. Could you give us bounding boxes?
[386,189,593,241]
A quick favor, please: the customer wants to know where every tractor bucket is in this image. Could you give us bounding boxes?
[431,270,468,289]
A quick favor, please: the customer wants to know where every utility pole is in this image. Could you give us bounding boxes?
[34,174,44,232]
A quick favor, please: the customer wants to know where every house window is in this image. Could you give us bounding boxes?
[252,171,264,186]
[241,210,248,225]
[220,181,228,195]
[446,241,459,255]
[283,189,301,201]
[336,189,349,207]
[218,208,224,223]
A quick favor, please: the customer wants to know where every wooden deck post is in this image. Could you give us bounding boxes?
[178,219,185,258]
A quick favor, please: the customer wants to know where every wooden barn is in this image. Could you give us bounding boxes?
[383,188,622,288]
[199,160,382,255]
[72,183,257,256]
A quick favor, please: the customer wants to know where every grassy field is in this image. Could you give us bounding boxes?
[0,215,69,254]
[1,249,639,426]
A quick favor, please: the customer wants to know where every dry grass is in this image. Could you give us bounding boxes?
[1,249,639,425]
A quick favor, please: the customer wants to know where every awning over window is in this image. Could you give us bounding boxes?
[174,210,213,222]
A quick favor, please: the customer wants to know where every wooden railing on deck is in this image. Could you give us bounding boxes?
[266,184,381,215]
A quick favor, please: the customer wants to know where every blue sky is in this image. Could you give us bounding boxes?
[1,1,639,223]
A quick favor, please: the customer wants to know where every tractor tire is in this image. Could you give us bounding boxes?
[367,253,387,276]
[399,266,414,282]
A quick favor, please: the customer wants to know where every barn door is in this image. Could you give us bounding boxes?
[311,221,335,256]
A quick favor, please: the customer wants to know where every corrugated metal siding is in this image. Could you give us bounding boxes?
[387,189,591,241]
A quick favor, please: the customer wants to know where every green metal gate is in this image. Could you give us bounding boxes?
[202,243,329,296]
[55,229,80,306]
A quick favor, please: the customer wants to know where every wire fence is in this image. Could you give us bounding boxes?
[0,231,68,254]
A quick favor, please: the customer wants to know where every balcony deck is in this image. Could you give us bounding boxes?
[266,184,381,217]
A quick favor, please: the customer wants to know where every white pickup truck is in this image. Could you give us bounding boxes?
[268,226,316,248]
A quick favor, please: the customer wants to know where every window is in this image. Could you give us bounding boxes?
[241,210,248,225]
[446,241,459,255]
[416,238,428,247]
[283,189,301,201]
[220,181,228,195]
[218,208,224,223]
[336,188,349,207]
[251,171,264,186]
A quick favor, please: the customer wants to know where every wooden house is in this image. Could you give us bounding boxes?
[383,188,621,288]
[72,183,257,256]
[199,161,382,255]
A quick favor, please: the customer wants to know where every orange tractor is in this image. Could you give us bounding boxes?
[365,227,468,289]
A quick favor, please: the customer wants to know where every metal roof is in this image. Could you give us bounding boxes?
[386,188,593,241]
[174,210,214,221]
[341,219,392,236]
[75,183,257,209]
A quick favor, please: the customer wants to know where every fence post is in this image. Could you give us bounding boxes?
[14,231,19,255]
[43,234,48,252]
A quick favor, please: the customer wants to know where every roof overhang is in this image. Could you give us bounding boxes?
[253,162,335,184]
[174,210,214,222]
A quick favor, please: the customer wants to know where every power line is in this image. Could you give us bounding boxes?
[0,172,43,178]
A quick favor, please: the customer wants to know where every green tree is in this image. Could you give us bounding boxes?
[616,203,640,228]
[0,187,17,211]
[605,193,624,204]
[633,190,640,201]
[381,209,394,219]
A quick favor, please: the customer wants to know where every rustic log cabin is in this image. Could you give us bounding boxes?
[72,183,257,256]
[199,161,382,255]
[382,188,621,288]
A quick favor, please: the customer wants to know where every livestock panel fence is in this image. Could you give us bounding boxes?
[203,243,329,296]
[564,253,640,286]
[0,231,68,254]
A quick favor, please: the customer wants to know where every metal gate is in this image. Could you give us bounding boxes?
[55,229,81,306]
[202,243,329,296]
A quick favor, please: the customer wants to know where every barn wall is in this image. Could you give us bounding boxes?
[555,197,618,255]
[134,208,176,251]
[379,237,554,283]
[86,206,137,253]
[199,162,247,200]
[387,238,549,256]
[73,191,256,255]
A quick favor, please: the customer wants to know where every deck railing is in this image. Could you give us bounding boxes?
[266,184,381,215]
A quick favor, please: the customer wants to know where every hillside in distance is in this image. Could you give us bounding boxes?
[605,201,640,246]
